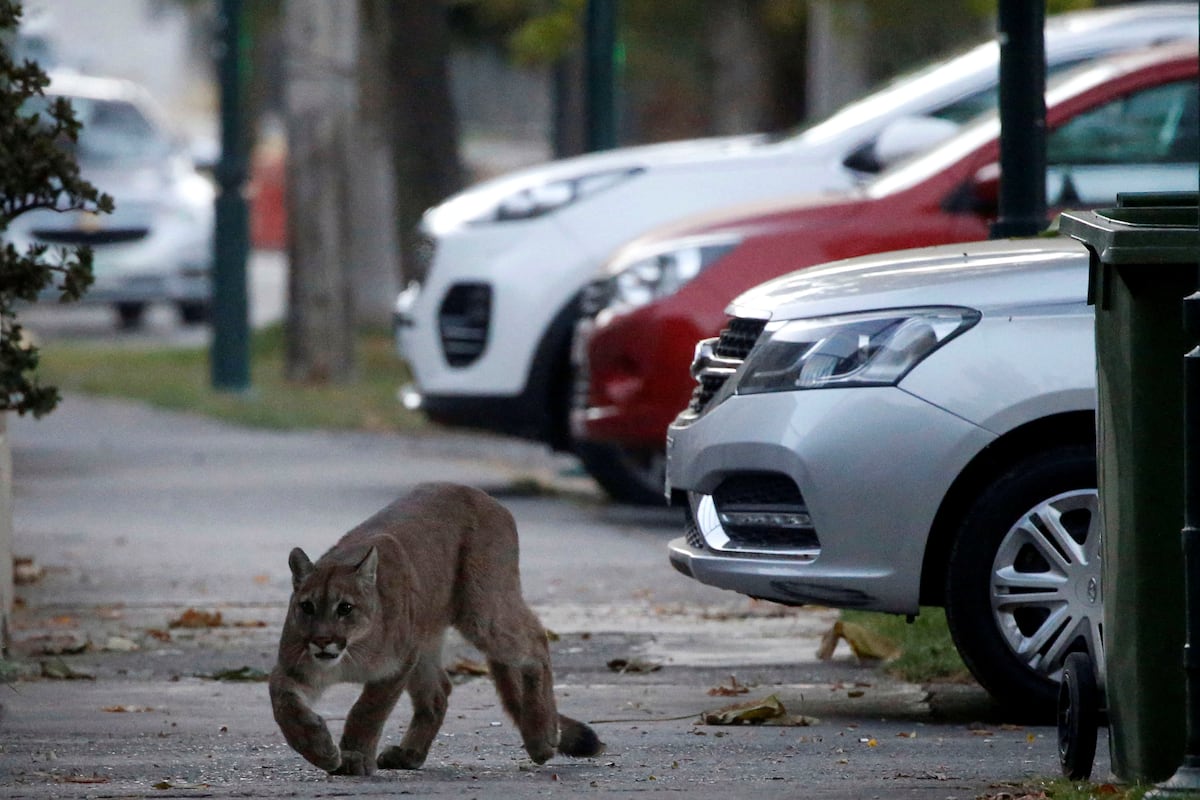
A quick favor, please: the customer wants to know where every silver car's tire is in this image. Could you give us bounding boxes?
[945,445,1099,716]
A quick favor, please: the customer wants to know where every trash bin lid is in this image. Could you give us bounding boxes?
[1059,192,1199,266]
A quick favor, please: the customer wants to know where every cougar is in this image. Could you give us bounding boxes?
[268,482,604,774]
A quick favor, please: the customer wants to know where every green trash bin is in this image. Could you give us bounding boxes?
[1060,192,1200,783]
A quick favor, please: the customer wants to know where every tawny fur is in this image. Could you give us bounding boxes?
[268,482,604,774]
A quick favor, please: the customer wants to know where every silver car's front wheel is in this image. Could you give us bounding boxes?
[945,445,1099,716]
[990,489,1103,687]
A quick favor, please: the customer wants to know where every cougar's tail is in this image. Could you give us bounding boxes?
[557,714,605,757]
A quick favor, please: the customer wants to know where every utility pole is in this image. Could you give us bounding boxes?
[212,0,251,391]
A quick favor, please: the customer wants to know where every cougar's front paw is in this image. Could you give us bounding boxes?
[329,749,374,776]
[377,745,426,770]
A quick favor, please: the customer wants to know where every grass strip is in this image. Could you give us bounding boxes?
[36,324,427,433]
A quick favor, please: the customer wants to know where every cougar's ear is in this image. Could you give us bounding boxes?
[354,546,378,586]
[288,547,315,591]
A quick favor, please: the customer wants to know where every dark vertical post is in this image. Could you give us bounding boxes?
[211,0,251,391]
[585,0,617,152]
[1148,288,1200,797]
[990,0,1046,239]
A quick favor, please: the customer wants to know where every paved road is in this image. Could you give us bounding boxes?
[0,395,1112,798]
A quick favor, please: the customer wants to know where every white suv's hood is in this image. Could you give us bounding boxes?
[729,236,1092,321]
[426,134,769,232]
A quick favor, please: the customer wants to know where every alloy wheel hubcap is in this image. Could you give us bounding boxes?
[990,489,1103,685]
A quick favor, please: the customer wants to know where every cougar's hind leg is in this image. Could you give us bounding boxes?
[377,646,452,770]
[337,672,408,775]
[479,613,560,765]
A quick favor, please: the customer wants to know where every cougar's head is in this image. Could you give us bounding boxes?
[284,545,380,668]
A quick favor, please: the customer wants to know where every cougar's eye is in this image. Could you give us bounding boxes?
[336,601,354,618]
[299,600,316,616]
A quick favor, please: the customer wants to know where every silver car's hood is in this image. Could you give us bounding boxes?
[728,235,1092,321]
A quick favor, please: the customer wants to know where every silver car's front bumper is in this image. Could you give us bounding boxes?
[665,386,995,614]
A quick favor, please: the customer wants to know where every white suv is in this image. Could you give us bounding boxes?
[665,234,1099,713]
[394,4,1196,458]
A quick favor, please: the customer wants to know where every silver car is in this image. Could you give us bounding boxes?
[666,236,1098,713]
[10,71,214,329]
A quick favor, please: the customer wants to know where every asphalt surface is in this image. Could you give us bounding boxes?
[0,394,1114,798]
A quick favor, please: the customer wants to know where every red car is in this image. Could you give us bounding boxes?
[572,43,1200,504]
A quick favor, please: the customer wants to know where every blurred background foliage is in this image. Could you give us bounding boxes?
[446,0,1101,140]
[236,0,1104,148]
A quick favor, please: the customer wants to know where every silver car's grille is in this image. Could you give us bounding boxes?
[687,316,766,414]
[439,282,492,367]
[684,505,706,549]
[578,278,614,317]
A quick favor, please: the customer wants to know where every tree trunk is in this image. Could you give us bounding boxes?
[707,0,769,135]
[361,0,465,285]
[282,0,357,382]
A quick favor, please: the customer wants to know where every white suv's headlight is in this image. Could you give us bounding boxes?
[606,234,742,310]
[738,307,980,393]
[488,167,644,222]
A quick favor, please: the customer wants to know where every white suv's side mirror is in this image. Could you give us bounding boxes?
[873,115,961,168]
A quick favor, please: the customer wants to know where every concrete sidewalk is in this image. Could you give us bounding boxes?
[0,396,1110,798]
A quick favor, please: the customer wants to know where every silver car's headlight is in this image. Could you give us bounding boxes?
[607,235,741,310]
[489,167,643,222]
[737,307,980,394]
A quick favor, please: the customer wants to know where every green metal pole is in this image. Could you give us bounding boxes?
[585,0,617,152]
[990,0,1046,239]
[211,0,250,391]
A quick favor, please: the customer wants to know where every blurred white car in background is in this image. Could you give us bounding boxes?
[394,3,1197,457]
[666,235,1099,714]
[9,70,214,329]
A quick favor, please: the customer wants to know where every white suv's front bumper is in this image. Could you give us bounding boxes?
[665,386,994,614]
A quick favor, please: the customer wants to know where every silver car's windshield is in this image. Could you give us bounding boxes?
[25,94,173,163]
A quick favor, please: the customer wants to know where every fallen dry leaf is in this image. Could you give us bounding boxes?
[145,629,172,642]
[707,675,751,697]
[701,693,817,726]
[168,608,223,629]
[607,657,662,674]
[103,705,155,713]
[59,774,109,784]
[252,574,270,585]
[231,619,267,628]
[14,556,44,585]
[103,636,139,653]
[198,666,269,682]
[816,621,901,662]
[153,780,209,790]
[40,659,95,681]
